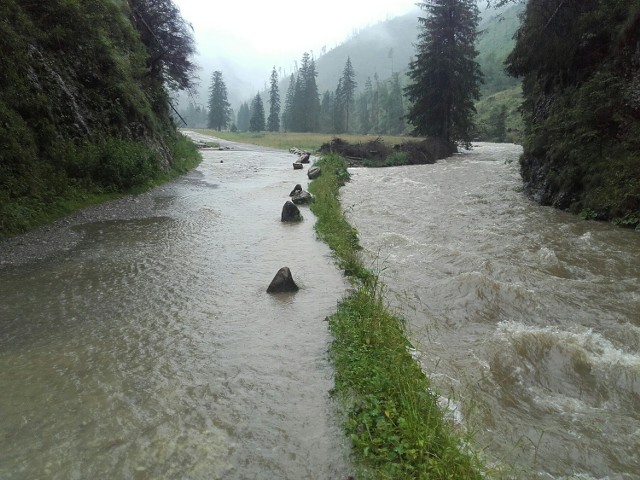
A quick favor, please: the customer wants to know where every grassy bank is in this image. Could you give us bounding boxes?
[308,154,483,479]
[0,133,201,240]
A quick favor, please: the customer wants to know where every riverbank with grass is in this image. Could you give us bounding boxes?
[308,153,484,479]
[0,134,201,240]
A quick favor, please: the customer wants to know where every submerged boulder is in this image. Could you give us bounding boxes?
[293,162,303,169]
[281,201,303,222]
[267,267,299,293]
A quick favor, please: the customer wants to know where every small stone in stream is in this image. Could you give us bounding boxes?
[289,184,303,196]
[267,267,299,293]
[281,201,303,222]
[299,152,311,163]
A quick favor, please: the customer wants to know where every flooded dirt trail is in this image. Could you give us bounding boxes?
[0,132,352,479]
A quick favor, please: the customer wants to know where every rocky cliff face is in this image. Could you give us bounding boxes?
[510,1,640,227]
[0,0,191,235]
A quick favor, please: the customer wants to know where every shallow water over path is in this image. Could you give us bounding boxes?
[341,143,640,479]
[0,134,351,479]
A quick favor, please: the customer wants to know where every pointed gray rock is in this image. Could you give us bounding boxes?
[281,201,303,222]
[267,267,299,293]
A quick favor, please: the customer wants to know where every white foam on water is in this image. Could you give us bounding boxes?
[496,321,640,370]
[437,395,465,425]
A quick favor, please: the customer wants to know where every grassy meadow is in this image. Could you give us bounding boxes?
[190,129,420,153]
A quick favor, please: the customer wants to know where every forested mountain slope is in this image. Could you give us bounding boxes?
[314,4,522,96]
[0,0,198,237]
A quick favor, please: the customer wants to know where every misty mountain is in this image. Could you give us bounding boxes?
[313,3,523,96]
[181,2,524,118]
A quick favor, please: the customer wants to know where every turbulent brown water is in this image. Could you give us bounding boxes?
[0,132,351,479]
[341,143,640,479]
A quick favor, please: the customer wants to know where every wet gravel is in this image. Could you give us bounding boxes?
[0,131,298,268]
[0,188,175,268]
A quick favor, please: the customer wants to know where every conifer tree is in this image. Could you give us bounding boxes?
[334,78,345,133]
[236,101,250,132]
[405,0,482,146]
[303,58,321,132]
[207,70,231,131]
[249,93,265,132]
[293,53,320,132]
[319,91,335,133]
[385,73,405,135]
[337,57,357,133]
[267,67,280,132]
[282,74,296,132]
[357,77,374,134]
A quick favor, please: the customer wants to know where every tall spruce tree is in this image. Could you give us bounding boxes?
[267,67,280,132]
[334,78,346,133]
[236,101,250,132]
[404,0,482,146]
[357,77,374,134]
[282,74,296,132]
[249,93,265,132]
[385,73,405,135]
[207,71,231,131]
[295,53,320,132]
[337,57,357,133]
[319,90,335,133]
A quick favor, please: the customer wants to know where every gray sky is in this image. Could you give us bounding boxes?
[173,0,418,77]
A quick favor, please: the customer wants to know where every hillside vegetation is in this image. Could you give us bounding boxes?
[508,0,640,226]
[0,0,199,238]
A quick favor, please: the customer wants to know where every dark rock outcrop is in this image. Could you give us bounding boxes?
[266,267,299,293]
[289,184,303,196]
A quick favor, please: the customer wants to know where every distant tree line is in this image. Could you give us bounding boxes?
[195,0,482,145]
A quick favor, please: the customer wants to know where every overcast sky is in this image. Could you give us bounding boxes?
[173,0,419,73]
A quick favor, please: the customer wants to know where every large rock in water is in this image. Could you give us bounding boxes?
[267,267,299,293]
[281,201,302,222]
[291,190,313,205]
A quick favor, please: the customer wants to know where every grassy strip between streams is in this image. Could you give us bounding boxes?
[308,153,484,479]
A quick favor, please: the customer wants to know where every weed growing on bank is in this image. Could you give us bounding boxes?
[309,154,484,479]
